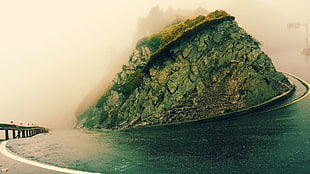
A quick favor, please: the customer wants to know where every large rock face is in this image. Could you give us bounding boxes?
[76,10,292,129]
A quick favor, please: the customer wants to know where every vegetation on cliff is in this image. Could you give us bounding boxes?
[141,10,235,71]
[76,10,293,129]
[124,10,234,97]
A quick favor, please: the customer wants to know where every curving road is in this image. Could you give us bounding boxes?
[1,48,310,174]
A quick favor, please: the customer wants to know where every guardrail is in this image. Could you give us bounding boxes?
[0,123,49,140]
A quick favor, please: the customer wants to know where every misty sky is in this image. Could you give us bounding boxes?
[0,0,309,129]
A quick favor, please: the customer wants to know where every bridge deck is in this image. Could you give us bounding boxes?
[0,123,47,130]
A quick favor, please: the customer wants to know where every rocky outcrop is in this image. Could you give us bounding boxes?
[76,10,292,129]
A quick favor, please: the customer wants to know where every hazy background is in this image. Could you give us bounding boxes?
[0,0,309,129]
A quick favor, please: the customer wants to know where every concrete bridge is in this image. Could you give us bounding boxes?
[0,123,48,140]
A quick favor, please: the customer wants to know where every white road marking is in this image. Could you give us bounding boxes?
[0,141,101,174]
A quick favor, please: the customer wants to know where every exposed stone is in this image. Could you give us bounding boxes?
[213,31,224,43]
[183,44,193,58]
[76,11,293,129]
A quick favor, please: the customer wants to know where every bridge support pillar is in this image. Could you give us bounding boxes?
[12,130,16,139]
[17,130,21,138]
[5,130,9,140]
[22,130,26,138]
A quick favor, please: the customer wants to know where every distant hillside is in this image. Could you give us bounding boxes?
[76,10,293,129]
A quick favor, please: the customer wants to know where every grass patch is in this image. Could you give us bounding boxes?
[142,10,234,73]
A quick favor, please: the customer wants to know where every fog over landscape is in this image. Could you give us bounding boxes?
[0,0,309,129]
